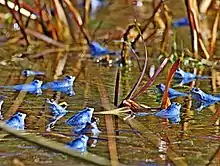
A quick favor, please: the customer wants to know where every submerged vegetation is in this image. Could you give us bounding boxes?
[0,0,219,165]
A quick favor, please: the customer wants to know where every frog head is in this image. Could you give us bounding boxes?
[190,88,204,100]
[174,68,185,79]
[31,80,43,89]
[156,84,165,92]
[64,76,75,86]
[170,102,182,111]
[15,112,27,122]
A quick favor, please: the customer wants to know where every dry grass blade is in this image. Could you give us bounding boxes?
[96,78,119,166]
[161,59,180,109]
[0,122,111,166]
[114,68,120,107]
[25,28,66,48]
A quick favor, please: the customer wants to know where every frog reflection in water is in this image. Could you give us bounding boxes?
[42,76,75,90]
[65,107,94,133]
[75,117,101,147]
[0,80,43,95]
[5,112,26,130]
[156,84,187,99]
[67,135,89,153]
[190,88,220,102]
[135,102,181,124]
[45,99,68,131]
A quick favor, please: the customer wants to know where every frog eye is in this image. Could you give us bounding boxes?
[194,88,200,92]
[23,70,28,75]
[34,80,39,83]
[17,113,23,117]
[65,76,72,79]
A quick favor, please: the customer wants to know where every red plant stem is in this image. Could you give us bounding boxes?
[132,57,169,100]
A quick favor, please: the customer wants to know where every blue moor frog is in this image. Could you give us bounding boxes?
[42,76,75,90]
[75,117,101,147]
[45,99,68,131]
[65,107,94,133]
[135,102,181,124]
[5,112,26,130]
[0,80,42,95]
[22,70,45,77]
[190,87,220,102]
[156,84,187,99]
[67,135,89,153]
[89,41,117,57]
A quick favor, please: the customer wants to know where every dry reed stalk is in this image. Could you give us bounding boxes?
[209,11,219,59]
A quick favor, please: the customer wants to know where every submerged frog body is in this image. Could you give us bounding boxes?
[135,102,181,124]
[0,80,43,95]
[172,17,189,28]
[5,112,26,130]
[174,68,208,80]
[67,135,89,153]
[75,118,101,147]
[45,99,68,130]
[42,76,75,90]
[65,107,94,133]
[89,41,117,57]
[156,84,187,99]
[22,70,45,77]
[174,68,197,79]
[51,87,75,96]
[190,87,220,102]
[193,100,217,112]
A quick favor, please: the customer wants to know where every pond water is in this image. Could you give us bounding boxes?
[0,0,220,166]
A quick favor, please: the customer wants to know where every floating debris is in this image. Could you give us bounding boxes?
[5,112,26,130]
